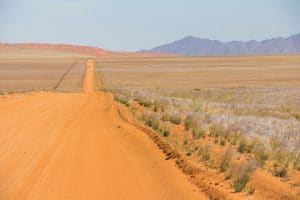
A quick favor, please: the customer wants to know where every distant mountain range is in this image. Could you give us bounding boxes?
[140,33,300,56]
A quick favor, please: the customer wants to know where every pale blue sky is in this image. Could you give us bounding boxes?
[0,0,299,51]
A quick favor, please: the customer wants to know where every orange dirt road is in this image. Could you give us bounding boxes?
[0,60,207,200]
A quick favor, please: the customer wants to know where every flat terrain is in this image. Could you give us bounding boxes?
[0,46,89,92]
[95,55,300,89]
[0,61,207,199]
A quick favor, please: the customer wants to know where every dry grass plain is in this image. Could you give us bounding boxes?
[0,46,90,92]
[1,47,300,199]
[96,55,300,89]
[96,55,300,199]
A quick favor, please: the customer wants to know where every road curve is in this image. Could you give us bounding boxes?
[0,60,208,200]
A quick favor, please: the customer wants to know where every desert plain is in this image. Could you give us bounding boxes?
[0,44,300,199]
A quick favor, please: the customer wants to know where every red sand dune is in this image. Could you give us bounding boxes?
[0,43,173,57]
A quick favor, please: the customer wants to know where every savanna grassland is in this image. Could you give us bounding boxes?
[96,55,300,199]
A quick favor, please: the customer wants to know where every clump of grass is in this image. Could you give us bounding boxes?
[253,142,268,167]
[160,110,183,125]
[233,175,249,192]
[218,148,234,172]
[208,124,224,138]
[169,113,182,125]
[140,110,172,137]
[270,166,288,178]
[208,124,231,145]
[293,113,300,120]
[268,135,295,177]
[192,128,205,139]
[231,160,257,192]
[224,169,232,180]
[184,114,194,131]
[153,98,171,112]
[134,94,154,108]
[184,114,207,139]
[114,91,131,107]
[140,110,160,131]
[183,137,189,146]
[196,144,211,161]
[219,137,226,146]
[161,111,172,122]
[160,122,171,137]
[293,154,300,171]
[247,186,255,195]
[237,136,256,154]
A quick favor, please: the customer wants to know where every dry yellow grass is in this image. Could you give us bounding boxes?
[0,47,89,92]
[95,55,300,89]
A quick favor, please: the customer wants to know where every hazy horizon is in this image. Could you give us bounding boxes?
[1,0,299,51]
